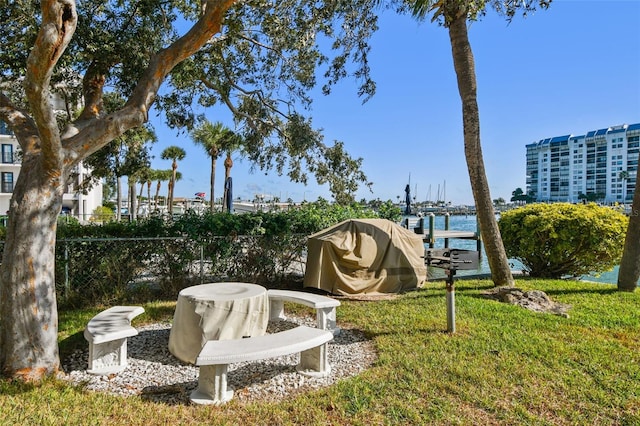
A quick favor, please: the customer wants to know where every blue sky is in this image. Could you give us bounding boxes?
[148,0,640,206]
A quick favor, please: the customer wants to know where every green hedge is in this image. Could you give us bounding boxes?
[11,201,398,307]
[56,199,392,239]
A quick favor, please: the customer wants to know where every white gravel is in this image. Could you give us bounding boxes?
[60,314,377,405]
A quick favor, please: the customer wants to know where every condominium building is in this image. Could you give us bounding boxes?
[0,120,103,221]
[526,123,639,203]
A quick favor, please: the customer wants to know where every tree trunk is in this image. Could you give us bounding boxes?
[128,177,137,221]
[447,15,514,287]
[116,175,122,221]
[0,158,64,380]
[167,179,174,215]
[617,151,640,291]
[155,181,162,212]
[168,161,177,215]
[137,182,144,216]
[136,182,144,217]
[147,181,152,216]
[210,153,217,213]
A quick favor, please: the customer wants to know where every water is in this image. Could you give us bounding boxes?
[407,214,638,286]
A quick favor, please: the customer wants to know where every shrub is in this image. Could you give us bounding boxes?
[377,200,402,222]
[498,203,628,278]
[89,206,115,223]
[57,214,80,226]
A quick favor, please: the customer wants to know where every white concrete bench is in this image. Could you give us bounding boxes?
[268,289,341,336]
[191,325,333,405]
[83,306,144,375]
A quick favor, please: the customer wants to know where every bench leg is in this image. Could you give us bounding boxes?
[190,364,234,405]
[316,307,340,336]
[86,338,129,375]
[269,299,286,321]
[297,343,331,378]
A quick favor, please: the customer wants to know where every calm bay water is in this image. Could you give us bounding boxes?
[407,214,638,286]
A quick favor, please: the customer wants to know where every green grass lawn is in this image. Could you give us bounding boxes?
[1,279,638,425]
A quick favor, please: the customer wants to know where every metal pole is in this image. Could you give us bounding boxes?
[446,270,456,333]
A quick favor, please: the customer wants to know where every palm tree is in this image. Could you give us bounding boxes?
[136,167,153,217]
[146,169,159,212]
[166,171,183,211]
[618,167,639,292]
[127,174,138,221]
[153,169,173,212]
[123,166,151,220]
[161,146,186,215]
[410,0,549,287]
[190,121,241,213]
[511,187,525,205]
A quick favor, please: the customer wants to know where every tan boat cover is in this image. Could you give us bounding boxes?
[303,219,427,295]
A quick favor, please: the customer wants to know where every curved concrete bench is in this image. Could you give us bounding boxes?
[192,325,333,405]
[267,289,341,335]
[83,306,144,375]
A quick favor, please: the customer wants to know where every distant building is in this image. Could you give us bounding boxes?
[526,123,639,203]
[0,120,103,222]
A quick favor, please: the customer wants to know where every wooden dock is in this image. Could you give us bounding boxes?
[430,229,478,239]
[402,215,482,252]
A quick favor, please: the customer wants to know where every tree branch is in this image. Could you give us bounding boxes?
[65,0,237,162]
[0,93,40,153]
[25,0,77,169]
[76,62,108,122]
[126,0,236,120]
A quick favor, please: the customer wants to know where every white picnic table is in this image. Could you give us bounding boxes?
[168,282,269,364]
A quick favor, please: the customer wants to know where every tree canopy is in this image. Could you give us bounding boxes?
[0,0,378,203]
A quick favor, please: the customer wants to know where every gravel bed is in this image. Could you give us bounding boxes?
[61,314,377,405]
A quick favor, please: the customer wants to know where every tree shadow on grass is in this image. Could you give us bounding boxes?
[141,303,177,322]
[541,285,619,297]
[59,330,87,358]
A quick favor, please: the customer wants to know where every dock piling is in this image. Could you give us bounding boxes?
[428,213,435,248]
[444,213,450,249]
[476,217,482,255]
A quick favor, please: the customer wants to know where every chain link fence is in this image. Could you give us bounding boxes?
[1,234,308,308]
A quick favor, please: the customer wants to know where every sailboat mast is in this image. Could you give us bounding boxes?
[443,180,446,204]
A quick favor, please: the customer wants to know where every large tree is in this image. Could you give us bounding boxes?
[0,0,379,381]
[411,0,551,287]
